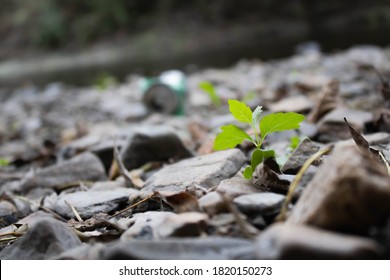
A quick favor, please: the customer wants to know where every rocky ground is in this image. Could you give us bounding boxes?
[1,45,390,259]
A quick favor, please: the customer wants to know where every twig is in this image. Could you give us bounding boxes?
[111,193,157,217]
[276,145,334,222]
[112,140,134,187]
[65,200,83,222]
[378,151,390,176]
[218,192,259,239]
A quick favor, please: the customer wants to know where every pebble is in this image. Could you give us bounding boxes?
[233,193,286,216]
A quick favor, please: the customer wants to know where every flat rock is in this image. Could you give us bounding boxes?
[104,237,256,260]
[45,188,138,219]
[0,217,81,260]
[281,138,322,174]
[216,176,263,197]
[269,95,313,113]
[256,223,383,259]
[121,211,207,240]
[142,149,247,195]
[288,144,390,233]
[317,108,373,140]
[120,125,193,170]
[233,193,286,216]
[19,152,106,193]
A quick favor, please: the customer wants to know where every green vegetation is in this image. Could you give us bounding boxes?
[213,100,305,179]
[0,158,10,167]
[199,82,221,108]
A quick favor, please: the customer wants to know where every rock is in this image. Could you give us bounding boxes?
[269,95,313,113]
[281,138,322,174]
[120,211,174,240]
[158,212,208,238]
[288,144,390,233]
[256,223,384,259]
[19,152,106,193]
[199,192,226,215]
[317,108,373,141]
[121,211,207,240]
[0,211,54,235]
[0,217,81,259]
[142,149,247,195]
[216,176,263,198]
[0,200,18,228]
[104,237,256,260]
[120,125,193,170]
[44,188,138,219]
[233,193,286,216]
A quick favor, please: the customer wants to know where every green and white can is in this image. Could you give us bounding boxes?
[140,70,187,115]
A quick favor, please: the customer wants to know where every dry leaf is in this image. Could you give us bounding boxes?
[155,191,200,213]
[308,79,342,123]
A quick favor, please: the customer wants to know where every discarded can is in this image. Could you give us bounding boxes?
[140,70,187,115]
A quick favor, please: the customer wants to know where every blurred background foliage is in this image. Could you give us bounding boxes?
[1,0,389,50]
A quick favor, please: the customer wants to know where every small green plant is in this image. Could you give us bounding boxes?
[199,81,221,108]
[213,100,305,179]
[0,157,10,167]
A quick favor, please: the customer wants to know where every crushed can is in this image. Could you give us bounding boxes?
[140,70,187,115]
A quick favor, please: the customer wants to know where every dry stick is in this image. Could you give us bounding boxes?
[218,192,259,239]
[65,200,83,222]
[111,193,157,218]
[276,145,334,222]
[15,195,67,222]
[378,151,390,176]
[112,140,135,187]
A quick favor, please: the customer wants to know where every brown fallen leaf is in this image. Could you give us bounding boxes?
[307,79,342,123]
[344,117,369,153]
[155,191,200,213]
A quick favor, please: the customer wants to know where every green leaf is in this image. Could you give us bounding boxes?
[228,99,253,125]
[251,149,275,170]
[213,125,253,150]
[243,166,254,179]
[0,158,10,167]
[199,82,221,108]
[260,112,305,141]
[252,106,263,127]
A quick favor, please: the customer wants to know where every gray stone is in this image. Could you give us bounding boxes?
[318,108,373,140]
[0,218,81,259]
[216,176,263,198]
[120,125,193,170]
[269,95,313,113]
[281,138,322,174]
[288,144,390,233]
[45,188,138,219]
[121,211,208,240]
[256,223,383,259]
[104,237,256,260]
[199,192,226,215]
[0,200,18,228]
[142,149,247,195]
[19,152,106,192]
[233,193,286,216]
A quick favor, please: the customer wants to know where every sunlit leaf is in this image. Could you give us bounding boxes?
[228,99,253,125]
[213,125,253,150]
[243,166,254,179]
[260,112,305,140]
